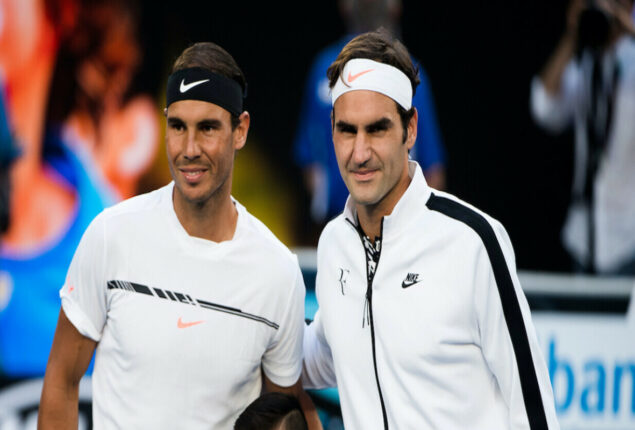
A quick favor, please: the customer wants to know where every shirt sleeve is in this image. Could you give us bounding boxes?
[262,265,306,387]
[59,213,108,342]
[530,61,579,134]
[474,219,560,429]
[301,308,337,389]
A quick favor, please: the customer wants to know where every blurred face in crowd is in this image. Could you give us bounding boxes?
[332,89,416,213]
[165,100,249,208]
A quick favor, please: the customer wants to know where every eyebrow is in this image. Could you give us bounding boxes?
[166,117,223,129]
[167,117,184,127]
[335,117,394,134]
[365,118,393,133]
[335,120,357,133]
[197,119,223,129]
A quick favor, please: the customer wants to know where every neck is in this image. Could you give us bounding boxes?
[355,170,412,242]
[172,187,238,243]
[356,206,384,242]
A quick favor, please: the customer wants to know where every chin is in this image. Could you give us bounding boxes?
[175,183,212,204]
[350,192,381,207]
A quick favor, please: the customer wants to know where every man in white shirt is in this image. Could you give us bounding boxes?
[530,0,635,274]
[302,29,560,429]
[38,42,320,430]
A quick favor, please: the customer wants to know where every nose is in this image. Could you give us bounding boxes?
[351,132,371,166]
[183,130,202,160]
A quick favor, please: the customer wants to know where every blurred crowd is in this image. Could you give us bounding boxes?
[0,0,160,381]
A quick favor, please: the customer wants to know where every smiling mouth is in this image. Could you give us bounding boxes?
[179,168,207,183]
[352,169,378,181]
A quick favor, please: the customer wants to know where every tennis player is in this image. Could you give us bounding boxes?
[302,29,560,429]
[39,42,319,429]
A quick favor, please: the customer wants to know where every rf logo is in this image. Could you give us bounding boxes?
[338,268,350,295]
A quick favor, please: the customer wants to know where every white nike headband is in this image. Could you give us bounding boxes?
[331,58,413,110]
[166,67,245,116]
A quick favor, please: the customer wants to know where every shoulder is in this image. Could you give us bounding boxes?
[237,203,299,271]
[424,191,510,250]
[319,213,348,239]
[316,213,352,257]
[96,184,170,232]
[103,185,166,217]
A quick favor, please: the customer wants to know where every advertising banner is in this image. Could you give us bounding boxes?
[533,312,635,430]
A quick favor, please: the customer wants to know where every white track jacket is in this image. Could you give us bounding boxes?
[303,162,559,430]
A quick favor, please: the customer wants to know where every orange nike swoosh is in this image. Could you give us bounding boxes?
[347,68,374,83]
[177,317,205,329]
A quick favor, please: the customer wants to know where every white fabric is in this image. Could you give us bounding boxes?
[303,161,559,429]
[331,58,413,109]
[60,183,305,429]
[530,36,635,272]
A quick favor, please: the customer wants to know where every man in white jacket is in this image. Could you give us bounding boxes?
[302,28,560,429]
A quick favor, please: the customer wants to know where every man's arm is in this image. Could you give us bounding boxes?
[38,309,97,430]
[476,221,560,428]
[263,374,322,430]
[530,0,581,133]
[302,313,337,390]
[538,0,582,96]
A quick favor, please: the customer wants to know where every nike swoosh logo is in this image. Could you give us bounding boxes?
[177,317,205,329]
[180,78,210,93]
[401,280,422,289]
[347,69,374,83]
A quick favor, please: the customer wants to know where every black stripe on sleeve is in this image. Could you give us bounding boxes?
[426,193,549,430]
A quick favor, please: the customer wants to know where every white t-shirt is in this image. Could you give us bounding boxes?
[60,183,305,429]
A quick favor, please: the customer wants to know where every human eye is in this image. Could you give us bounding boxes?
[199,121,221,135]
[168,119,185,133]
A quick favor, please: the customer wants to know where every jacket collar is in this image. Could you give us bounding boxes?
[343,161,432,238]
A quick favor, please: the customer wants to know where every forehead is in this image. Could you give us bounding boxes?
[166,99,231,122]
[333,90,399,124]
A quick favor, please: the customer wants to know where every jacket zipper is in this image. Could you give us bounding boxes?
[350,218,389,430]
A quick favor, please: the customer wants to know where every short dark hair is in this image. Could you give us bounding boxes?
[234,393,308,430]
[327,28,419,142]
[172,42,246,129]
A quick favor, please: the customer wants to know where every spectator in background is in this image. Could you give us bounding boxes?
[530,0,635,275]
[293,0,445,236]
[0,0,158,384]
[48,0,159,200]
[235,393,308,430]
[0,0,115,381]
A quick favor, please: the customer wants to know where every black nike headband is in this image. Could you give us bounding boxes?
[166,67,245,116]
